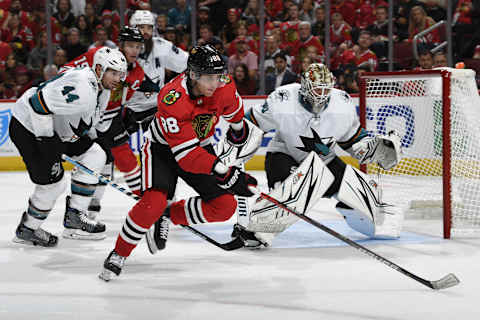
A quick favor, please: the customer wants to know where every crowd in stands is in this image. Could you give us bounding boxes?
[1,0,480,99]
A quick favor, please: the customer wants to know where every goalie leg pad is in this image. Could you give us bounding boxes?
[248,152,335,234]
[335,165,403,238]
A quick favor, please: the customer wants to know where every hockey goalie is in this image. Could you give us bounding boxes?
[216,63,404,248]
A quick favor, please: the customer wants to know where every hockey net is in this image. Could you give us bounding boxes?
[360,68,480,238]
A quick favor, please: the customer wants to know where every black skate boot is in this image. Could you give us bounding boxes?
[13,212,58,247]
[145,208,170,254]
[98,250,126,282]
[63,196,106,240]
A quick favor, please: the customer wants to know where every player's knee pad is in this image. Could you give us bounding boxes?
[111,143,138,173]
[130,189,168,227]
[71,142,107,185]
[203,194,237,222]
[334,165,403,238]
[30,176,67,210]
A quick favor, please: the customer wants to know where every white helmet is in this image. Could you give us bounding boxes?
[129,10,155,27]
[299,63,335,114]
[92,47,127,82]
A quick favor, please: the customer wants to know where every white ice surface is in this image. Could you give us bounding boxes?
[0,171,479,320]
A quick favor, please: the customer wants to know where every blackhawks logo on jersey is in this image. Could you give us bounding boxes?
[163,90,181,105]
[192,113,217,139]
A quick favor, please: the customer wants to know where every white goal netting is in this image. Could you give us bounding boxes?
[362,68,480,237]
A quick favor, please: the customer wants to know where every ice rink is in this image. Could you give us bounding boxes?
[1,170,479,320]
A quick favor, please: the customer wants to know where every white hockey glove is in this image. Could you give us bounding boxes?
[214,118,264,167]
[352,130,402,170]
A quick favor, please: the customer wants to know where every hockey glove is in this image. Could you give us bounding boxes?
[226,120,249,147]
[231,223,267,249]
[36,134,65,163]
[215,166,258,197]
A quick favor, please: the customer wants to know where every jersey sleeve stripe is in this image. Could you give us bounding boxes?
[171,137,200,156]
[338,125,368,150]
[150,118,168,144]
[173,142,200,162]
[222,97,243,121]
[246,108,259,127]
[29,90,51,115]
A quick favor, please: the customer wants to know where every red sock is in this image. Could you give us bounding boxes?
[115,189,168,257]
[169,194,237,225]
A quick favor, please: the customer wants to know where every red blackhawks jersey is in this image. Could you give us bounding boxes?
[148,73,244,175]
[61,46,145,124]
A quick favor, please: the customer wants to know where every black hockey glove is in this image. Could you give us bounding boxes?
[215,166,258,197]
[226,120,249,147]
[232,223,267,249]
[36,134,65,162]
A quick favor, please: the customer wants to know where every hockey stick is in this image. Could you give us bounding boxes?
[254,189,460,290]
[62,154,245,251]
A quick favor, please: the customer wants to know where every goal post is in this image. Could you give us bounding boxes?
[359,68,480,239]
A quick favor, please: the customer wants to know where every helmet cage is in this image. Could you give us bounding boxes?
[300,63,335,114]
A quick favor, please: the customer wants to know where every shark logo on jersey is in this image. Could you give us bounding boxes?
[69,117,92,140]
[0,109,12,146]
[296,128,335,156]
[192,113,217,139]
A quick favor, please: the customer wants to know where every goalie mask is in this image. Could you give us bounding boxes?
[300,63,335,114]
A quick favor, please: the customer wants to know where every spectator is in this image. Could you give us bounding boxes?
[408,5,440,45]
[299,55,314,75]
[84,2,101,30]
[30,4,63,45]
[221,8,240,44]
[424,0,446,22]
[265,0,283,20]
[53,0,76,34]
[1,0,33,32]
[354,31,378,72]
[280,3,302,54]
[228,37,258,79]
[0,35,12,71]
[100,10,119,43]
[415,49,434,70]
[331,0,357,27]
[264,35,291,75]
[291,21,324,63]
[155,14,168,38]
[167,0,191,31]
[453,0,475,59]
[163,25,177,44]
[227,21,257,56]
[53,47,68,69]
[76,15,93,48]
[2,13,35,54]
[27,31,48,72]
[233,63,257,95]
[208,37,228,64]
[242,0,259,23]
[312,6,326,42]
[330,12,352,48]
[299,0,315,24]
[67,0,86,17]
[196,6,211,35]
[89,26,117,49]
[32,64,58,87]
[14,64,32,97]
[197,24,221,46]
[395,0,424,41]
[474,45,480,59]
[265,52,297,94]
[433,50,448,67]
[367,5,395,60]
[64,27,88,61]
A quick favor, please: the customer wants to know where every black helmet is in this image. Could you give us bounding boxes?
[187,45,226,75]
[119,26,144,43]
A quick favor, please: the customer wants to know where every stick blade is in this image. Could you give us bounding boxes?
[430,273,460,290]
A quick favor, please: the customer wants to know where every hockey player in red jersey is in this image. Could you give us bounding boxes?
[62,26,146,224]
[99,45,258,281]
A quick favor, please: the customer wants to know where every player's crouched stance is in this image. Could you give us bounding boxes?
[232,63,404,248]
[10,48,127,246]
[99,45,257,281]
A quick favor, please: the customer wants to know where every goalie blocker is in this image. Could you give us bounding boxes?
[244,152,404,247]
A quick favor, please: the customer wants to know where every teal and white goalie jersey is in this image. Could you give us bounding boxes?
[248,83,362,164]
[12,67,110,142]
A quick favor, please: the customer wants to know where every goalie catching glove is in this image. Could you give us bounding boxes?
[352,130,402,170]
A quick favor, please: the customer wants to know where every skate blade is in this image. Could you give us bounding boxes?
[12,236,56,247]
[62,229,106,240]
[145,227,158,255]
[98,268,115,282]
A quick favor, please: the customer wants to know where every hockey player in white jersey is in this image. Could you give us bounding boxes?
[9,47,127,246]
[224,63,403,247]
[126,10,188,123]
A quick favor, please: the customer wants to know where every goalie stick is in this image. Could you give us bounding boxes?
[62,154,245,251]
[254,188,460,290]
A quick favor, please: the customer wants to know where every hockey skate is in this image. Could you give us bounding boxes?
[99,250,126,282]
[13,212,58,247]
[87,199,101,220]
[145,208,170,254]
[63,196,106,240]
